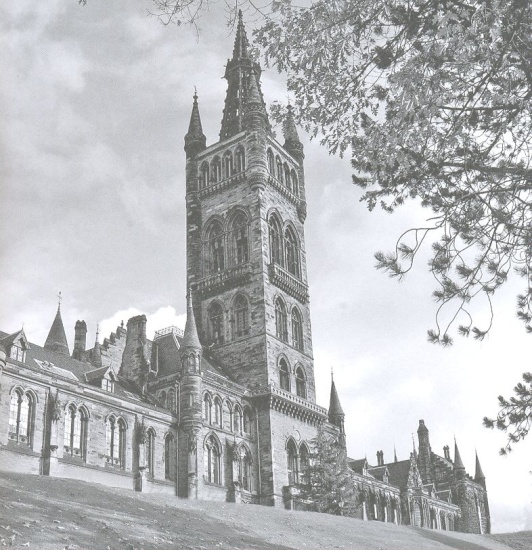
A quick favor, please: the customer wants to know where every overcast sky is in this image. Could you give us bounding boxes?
[2,0,531,534]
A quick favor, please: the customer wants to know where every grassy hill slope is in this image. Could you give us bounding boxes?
[0,471,525,550]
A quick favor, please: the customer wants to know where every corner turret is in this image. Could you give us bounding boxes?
[417,419,434,483]
[453,440,466,480]
[91,326,103,368]
[44,298,70,356]
[184,92,206,159]
[474,451,486,487]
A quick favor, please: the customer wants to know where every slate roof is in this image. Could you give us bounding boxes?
[367,465,388,482]
[44,307,70,356]
[348,458,368,475]
[384,459,411,488]
[328,379,344,417]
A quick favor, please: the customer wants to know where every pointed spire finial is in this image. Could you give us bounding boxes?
[57,291,62,310]
[44,299,70,356]
[185,90,206,157]
[475,450,486,483]
[454,439,466,472]
[394,445,398,463]
[182,289,202,350]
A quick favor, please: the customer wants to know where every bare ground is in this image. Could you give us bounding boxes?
[0,471,527,550]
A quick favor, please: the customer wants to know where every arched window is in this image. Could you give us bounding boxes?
[167,388,176,413]
[233,406,243,435]
[287,439,298,485]
[8,389,33,445]
[146,428,155,478]
[208,302,224,345]
[284,164,291,192]
[214,397,223,426]
[275,298,288,342]
[205,221,224,274]
[64,404,87,458]
[200,162,209,189]
[106,416,126,468]
[235,146,245,172]
[159,390,167,408]
[285,227,301,278]
[230,212,249,265]
[223,150,233,179]
[204,435,222,485]
[268,215,283,266]
[237,445,253,492]
[295,366,306,398]
[276,156,284,182]
[211,156,222,183]
[279,359,290,391]
[165,433,176,481]
[203,393,212,424]
[234,295,250,338]
[291,170,299,196]
[292,308,304,351]
[299,444,310,485]
[243,408,251,434]
[267,148,275,174]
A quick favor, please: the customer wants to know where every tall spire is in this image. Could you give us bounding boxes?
[474,451,486,484]
[91,325,102,368]
[328,377,344,418]
[44,297,70,356]
[283,104,303,158]
[184,91,206,158]
[220,12,270,139]
[182,290,202,350]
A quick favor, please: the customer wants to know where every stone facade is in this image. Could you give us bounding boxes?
[0,12,489,534]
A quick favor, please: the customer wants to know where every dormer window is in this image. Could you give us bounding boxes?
[102,377,114,392]
[10,344,26,363]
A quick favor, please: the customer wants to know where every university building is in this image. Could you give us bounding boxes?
[0,14,490,534]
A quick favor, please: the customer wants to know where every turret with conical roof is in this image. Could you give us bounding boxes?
[184,91,206,159]
[328,374,346,448]
[474,451,486,487]
[44,298,70,356]
[453,439,466,480]
[91,326,102,368]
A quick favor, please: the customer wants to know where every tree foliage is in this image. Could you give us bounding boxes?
[298,425,356,515]
[483,372,532,455]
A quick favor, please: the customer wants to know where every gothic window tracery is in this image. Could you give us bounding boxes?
[200,162,209,189]
[279,358,290,391]
[284,163,291,192]
[105,415,126,468]
[275,298,288,342]
[203,393,212,424]
[64,404,87,458]
[223,151,234,179]
[295,366,306,398]
[234,294,250,338]
[292,308,304,351]
[167,388,176,412]
[287,439,298,485]
[8,389,34,445]
[230,212,249,265]
[205,221,225,274]
[285,227,301,278]
[268,214,283,267]
[159,390,167,408]
[208,302,224,345]
[233,406,243,435]
[211,156,222,183]
[214,396,223,426]
[276,156,284,183]
[146,428,155,478]
[235,146,245,172]
[236,445,252,491]
[204,435,222,485]
[299,443,310,485]
[291,170,299,196]
[267,148,275,174]
[164,433,176,481]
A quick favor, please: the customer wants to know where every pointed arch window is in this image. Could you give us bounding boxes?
[106,416,126,468]
[284,164,291,192]
[267,148,275,174]
[208,302,224,345]
[291,170,299,196]
[276,156,284,182]
[211,156,222,183]
[234,295,250,338]
[269,215,283,267]
[223,150,234,179]
[299,444,310,485]
[205,435,222,485]
[8,389,34,445]
[237,445,253,492]
[233,406,243,435]
[206,222,225,274]
[295,366,306,398]
[235,146,245,172]
[159,390,167,408]
[243,407,251,434]
[203,393,212,424]
[287,440,298,485]
[292,308,304,351]
[146,428,155,478]
[64,404,87,458]
[231,212,249,265]
[165,433,176,481]
[214,397,223,426]
[200,162,210,189]
[275,298,288,342]
[167,388,176,413]
[285,227,301,278]
[279,359,290,391]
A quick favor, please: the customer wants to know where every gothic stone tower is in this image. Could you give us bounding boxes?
[184,13,327,505]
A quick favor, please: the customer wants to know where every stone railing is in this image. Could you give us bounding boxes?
[197,263,253,297]
[154,326,184,340]
[198,171,246,198]
[268,263,309,303]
